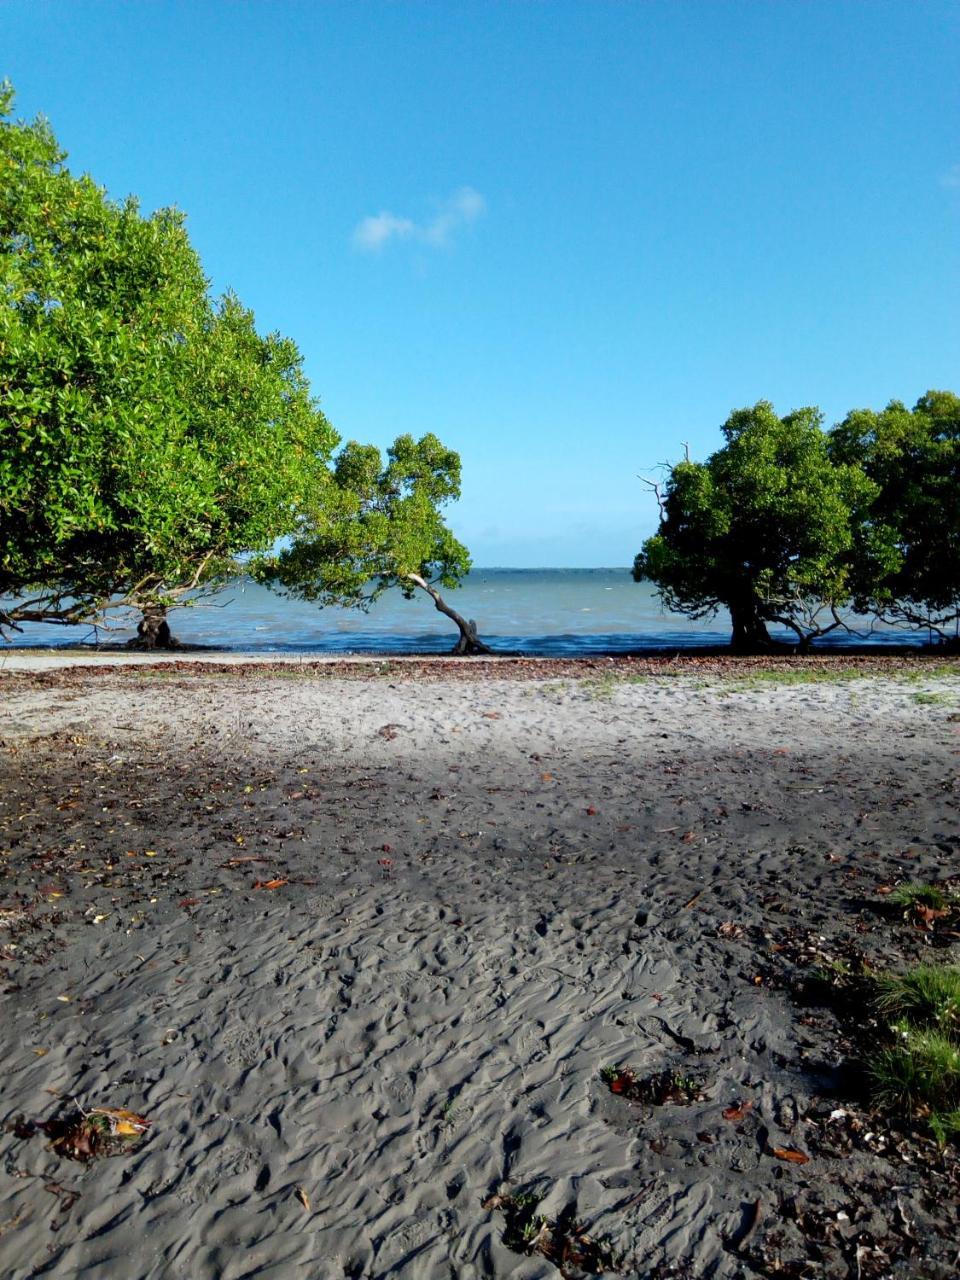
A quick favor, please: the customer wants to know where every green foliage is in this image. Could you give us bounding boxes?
[0,83,337,630]
[885,883,952,913]
[870,963,960,1145]
[828,391,960,640]
[870,1027,960,1117]
[634,402,872,651]
[875,964,960,1031]
[259,432,470,607]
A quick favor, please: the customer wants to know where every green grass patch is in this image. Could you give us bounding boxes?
[911,690,957,705]
[870,964,960,1145]
[875,965,960,1031]
[886,882,952,912]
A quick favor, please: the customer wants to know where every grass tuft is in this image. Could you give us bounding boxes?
[869,963,960,1145]
[886,882,952,911]
[870,1026,960,1115]
[875,965,960,1030]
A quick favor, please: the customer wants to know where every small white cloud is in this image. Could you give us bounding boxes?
[352,186,486,252]
[940,164,960,190]
[352,211,417,251]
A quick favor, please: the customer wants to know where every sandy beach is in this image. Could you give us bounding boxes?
[1,657,959,1278]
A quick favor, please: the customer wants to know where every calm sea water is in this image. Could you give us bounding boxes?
[3,569,920,654]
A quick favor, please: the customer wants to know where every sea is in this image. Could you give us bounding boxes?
[1,569,923,655]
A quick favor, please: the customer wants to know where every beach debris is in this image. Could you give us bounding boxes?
[729,1197,763,1252]
[718,921,745,939]
[482,711,501,719]
[914,902,949,930]
[722,1100,754,1122]
[377,723,401,740]
[252,878,288,890]
[484,1189,620,1276]
[17,1104,150,1163]
[44,1181,81,1216]
[377,858,394,880]
[771,1145,810,1165]
[178,897,200,909]
[295,1185,311,1212]
[585,806,597,816]
[602,1066,707,1105]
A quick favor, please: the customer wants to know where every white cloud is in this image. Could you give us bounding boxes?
[352,186,486,252]
[940,164,960,190]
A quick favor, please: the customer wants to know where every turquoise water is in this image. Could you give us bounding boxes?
[3,569,919,654]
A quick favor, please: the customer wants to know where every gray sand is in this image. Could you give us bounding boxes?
[1,667,958,1278]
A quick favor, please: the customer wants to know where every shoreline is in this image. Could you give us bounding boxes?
[2,647,959,678]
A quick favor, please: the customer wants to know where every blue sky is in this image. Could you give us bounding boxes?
[3,0,958,566]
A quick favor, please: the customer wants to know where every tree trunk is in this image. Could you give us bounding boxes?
[405,574,493,655]
[728,600,780,655]
[128,607,180,650]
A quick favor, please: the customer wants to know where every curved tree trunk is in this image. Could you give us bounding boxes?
[405,574,493,655]
[128,607,180,651]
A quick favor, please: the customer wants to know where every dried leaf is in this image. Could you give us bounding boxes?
[178,897,200,908]
[771,1146,810,1164]
[295,1185,311,1211]
[723,1100,754,1121]
[915,903,948,928]
[482,711,501,720]
[585,806,597,816]
[252,878,288,891]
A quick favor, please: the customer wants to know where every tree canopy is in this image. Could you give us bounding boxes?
[258,432,488,653]
[0,83,337,638]
[828,391,960,640]
[634,402,874,652]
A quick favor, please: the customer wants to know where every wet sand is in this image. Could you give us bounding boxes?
[1,660,958,1278]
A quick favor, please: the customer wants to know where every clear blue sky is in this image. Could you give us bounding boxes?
[3,0,958,566]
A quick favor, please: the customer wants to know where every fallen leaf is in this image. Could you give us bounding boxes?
[771,1146,810,1164]
[295,1185,311,1211]
[178,898,200,908]
[252,879,288,891]
[681,830,696,844]
[482,711,501,720]
[723,1100,754,1121]
[718,921,744,939]
[915,903,949,928]
[32,1047,49,1057]
[585,806,597,816]
[875,884,893,895]
[540,772,554,782]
